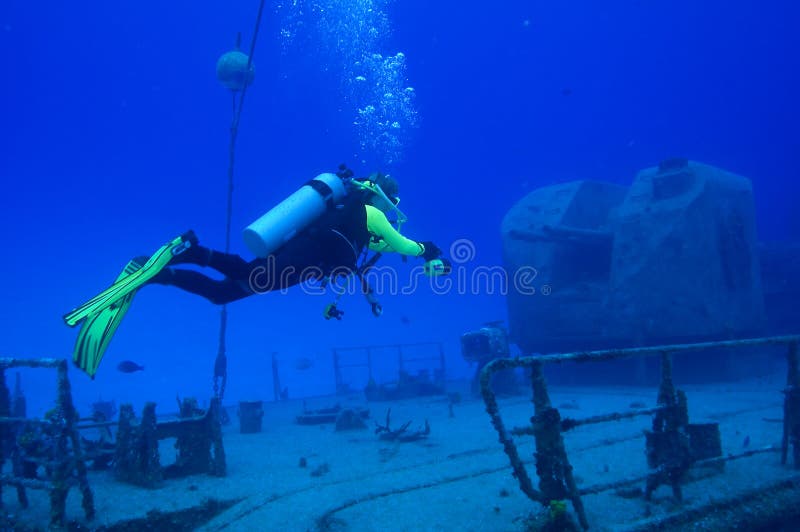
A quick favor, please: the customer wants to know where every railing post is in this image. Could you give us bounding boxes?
[782,341,800,467]
[50,362,71,527]
[479,359,540,503]
[57,360,95,521]
[209,397,227,477]
[646,351,691,501]
[0,367,6,512]
[530,361,589,530]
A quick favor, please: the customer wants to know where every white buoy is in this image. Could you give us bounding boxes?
[216,50,255,91]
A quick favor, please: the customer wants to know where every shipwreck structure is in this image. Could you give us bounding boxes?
[115,398,226,487]
[503,159,768,356]
[480,335,800,530]
[0,358,94,529]
[333,342,447,400]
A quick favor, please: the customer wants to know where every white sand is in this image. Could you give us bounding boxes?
[6,374,799,531]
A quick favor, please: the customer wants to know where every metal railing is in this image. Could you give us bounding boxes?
[333,341,446,394]
[0,358,95,528]
[480,334,800,530]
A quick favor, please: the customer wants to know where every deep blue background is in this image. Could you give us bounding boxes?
[1,1,798,414]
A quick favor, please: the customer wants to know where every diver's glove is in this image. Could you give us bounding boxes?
[419,241,442,261]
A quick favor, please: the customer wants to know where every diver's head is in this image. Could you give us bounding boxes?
[369,172,398,199]
[367,172,400,212]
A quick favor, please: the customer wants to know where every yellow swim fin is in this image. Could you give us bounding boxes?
[63,234,190,327]
[72,258,143,378]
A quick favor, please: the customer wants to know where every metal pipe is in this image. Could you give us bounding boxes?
[483,336,800,375]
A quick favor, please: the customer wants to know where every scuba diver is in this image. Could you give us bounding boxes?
[64,165,451,377]
[149,168,446,311]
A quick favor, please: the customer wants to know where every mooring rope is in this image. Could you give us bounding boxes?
[214,0,267,403]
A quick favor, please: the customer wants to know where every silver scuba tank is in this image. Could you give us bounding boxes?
[242,172,347,258]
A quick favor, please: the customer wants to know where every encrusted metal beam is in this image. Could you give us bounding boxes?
[0,358,63,369]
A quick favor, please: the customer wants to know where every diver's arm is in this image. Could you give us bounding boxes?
[365,205,425,256]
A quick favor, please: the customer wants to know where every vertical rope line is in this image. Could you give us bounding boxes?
[214,0,267,402]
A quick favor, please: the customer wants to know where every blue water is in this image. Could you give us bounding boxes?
[1,0,798,418]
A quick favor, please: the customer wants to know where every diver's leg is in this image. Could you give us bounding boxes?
[168,234,253,280]
[165,233,327,297]
[246,245,326,294]
[150,269,250,305]
[206,251,254,279]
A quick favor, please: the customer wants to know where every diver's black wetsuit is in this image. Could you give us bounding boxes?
[152,197,370,305]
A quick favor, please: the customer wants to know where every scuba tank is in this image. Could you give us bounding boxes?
[243,172,347,258]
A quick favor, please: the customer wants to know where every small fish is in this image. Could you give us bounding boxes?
[561,88,573,96]
[294,357,315,371]
[400,315,411,326]
[743,435,750,448]
[117,360,144,373]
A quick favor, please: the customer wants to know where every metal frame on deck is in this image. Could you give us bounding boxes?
[0,358,95,528]
[480,335,800,530]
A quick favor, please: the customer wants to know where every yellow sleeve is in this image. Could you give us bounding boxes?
[365,204,424,256]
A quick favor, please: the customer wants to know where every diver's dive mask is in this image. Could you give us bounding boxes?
[374,192,401,214]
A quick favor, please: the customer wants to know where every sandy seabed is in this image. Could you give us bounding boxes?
[6,372,800,531]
